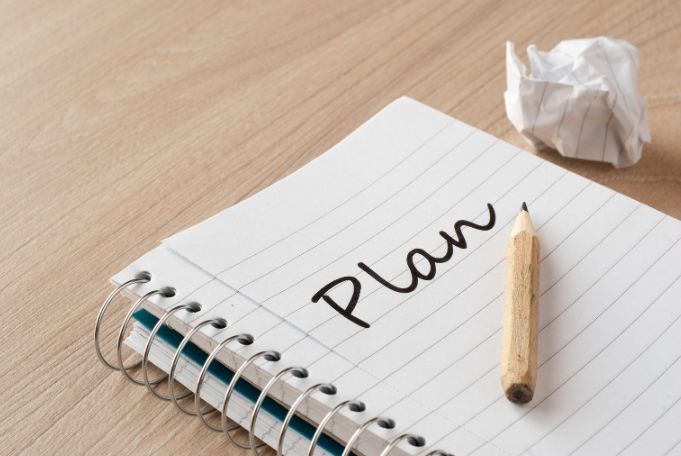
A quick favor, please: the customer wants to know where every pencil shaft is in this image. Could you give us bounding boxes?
[500,211,539,404]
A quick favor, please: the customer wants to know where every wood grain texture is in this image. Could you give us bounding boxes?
[0,0,679,454]
[500,210,539,405]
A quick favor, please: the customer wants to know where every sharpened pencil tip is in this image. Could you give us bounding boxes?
[521,202,528,213]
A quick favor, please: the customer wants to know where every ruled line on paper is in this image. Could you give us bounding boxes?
[299,157,549,334]
[596,37,638,119]
[461,250,681,455]
[388,242,681,456]
[321,169,574,379]
[257,136,504,306]
[234,128,483,289]
[337,187,617,362]
[492,280,681,455]
[465,237,679,418]
[275,145,523,320]
[565,355,681,455]
[531,80,549,136]
[575,89,599,159]
[663,435,681,456]
[615,393,681,455]
[601,91,618,162]
[363,199,648,395]
[217,120,458,274]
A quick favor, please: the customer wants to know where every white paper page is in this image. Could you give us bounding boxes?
[117,97,681,456]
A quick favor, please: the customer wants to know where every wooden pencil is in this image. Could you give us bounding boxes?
[500,202,539,404]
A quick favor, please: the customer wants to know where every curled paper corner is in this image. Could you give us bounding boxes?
[504,37,651,168]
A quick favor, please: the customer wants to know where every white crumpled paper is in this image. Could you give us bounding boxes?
[504,37,650,168]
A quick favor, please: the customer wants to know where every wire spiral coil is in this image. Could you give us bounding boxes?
[94,274,445,456]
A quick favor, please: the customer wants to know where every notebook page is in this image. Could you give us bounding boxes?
[130,97,681,455]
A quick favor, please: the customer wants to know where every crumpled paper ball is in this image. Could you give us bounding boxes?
[504,37,650,168]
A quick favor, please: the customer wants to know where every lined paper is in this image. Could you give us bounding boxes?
[118,97,681,456]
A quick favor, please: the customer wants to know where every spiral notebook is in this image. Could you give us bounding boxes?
[98,97,681,456]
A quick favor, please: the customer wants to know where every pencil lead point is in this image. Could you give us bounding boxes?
[521,202,528,213]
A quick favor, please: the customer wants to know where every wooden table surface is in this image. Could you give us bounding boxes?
[2,0,680,454]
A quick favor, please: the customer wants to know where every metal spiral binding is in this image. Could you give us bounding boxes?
[276,383,337,456]
[168,317,228,415]
[248,366,309,455]
[306,399,366,456]
[117,288,175,384]
[221,349,281,449]
[195,333,255,431]
[141,302,201,399]
[378,433,426,456]
[341,416,396,456]
[95,275,445,456]
[94,271,150,370]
